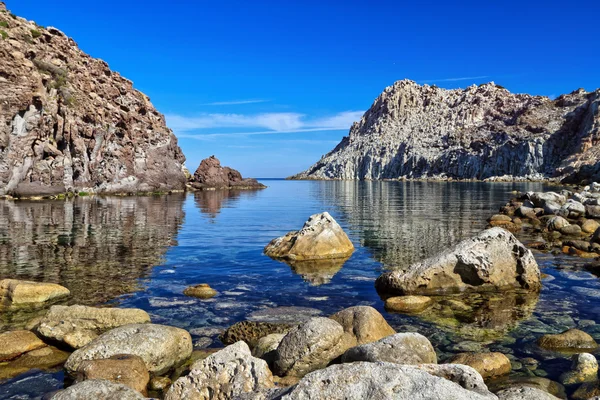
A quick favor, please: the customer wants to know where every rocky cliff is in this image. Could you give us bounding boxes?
[292,80,600,183]
[0,2,187,197]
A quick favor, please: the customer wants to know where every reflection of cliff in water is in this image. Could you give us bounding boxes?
[0,194,186,305]
[311,181,546,270]
[194,190,259,218]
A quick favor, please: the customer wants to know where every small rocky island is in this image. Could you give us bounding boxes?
[188,156,266,191]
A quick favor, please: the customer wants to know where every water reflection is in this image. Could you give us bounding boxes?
[286,257,349,286]
[193,190,260,218]
[312,181,547,271]
[0,195,185,326]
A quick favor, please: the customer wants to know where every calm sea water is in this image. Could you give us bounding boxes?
[2,180,600,398]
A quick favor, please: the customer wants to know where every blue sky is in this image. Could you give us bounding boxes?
[8,0,600,178]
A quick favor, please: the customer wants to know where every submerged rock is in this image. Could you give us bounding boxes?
[329,306,395,346]
[75,354,150,395]
[183,284,218,299]
[559,353,598,385]
[537,328,598,351]
[273,317,354,377]
[0,279,70,306]
[37,305,151,349]
[341,332,437,365]
[448,352,511,380]
[65,323,192,375]
[190,155,266,190]
[264,212,354,261]
[166,341,274,400]
[375,227,540,295]
[385,295,433,313]
[0,345,70,380]
[0,330,46,361]
[50,379,145,400]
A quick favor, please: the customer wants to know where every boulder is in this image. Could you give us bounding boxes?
[0,330,46,361]
[37,305,151,349]
[264,212,354,261]
[329,306,395,345]
[582,219,600,234]
[448,352,511,380]
[64,324,192,375]
[0,279,69,305]
[488,376,566,399]
[560,224,582,236]
[375,228,541,296]
[587,205,600,218]
[220,320,292,347]
[252,333,286,365]
[547,216,570,231]
[496,386,560,400]
[558,200,586,219]
[341,332,437,365]
[183,284,217,299]
[278,362,497,399]
[537,328,598,351]
[529,192,567,208]
[165,341,274,400]
[385,295,433,313]
[559,353,598,385]
[0,345,69,380]
[50,379,145,400]
[572,381,600,399]
[75,354,149,395]
[273,317,354,377]
[191,156,265,190]
[414,364,494,397]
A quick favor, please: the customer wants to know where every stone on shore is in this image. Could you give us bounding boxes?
[252,333,286,365]
[220,320,292,347]
[341,332,437,365]
[0,279,70,305]
[537,328,598,351]
[166,341,274,400]
[496,386,560,400]
[559,353,598,385]
[183,284,217,299]
[75,354,150,395]
[448,352,511,380]
[375,227,540,295]
[264,212,354,261]
[385,295,433,313]
[278,362,497,399]
[64,323,192,375]
[37,305,151,349]
[582,219,600,234]
[273,317,353,377]
[0,330,46,361]
[0,346,70,380]
[329,306,395,346]
[50,379,145,400]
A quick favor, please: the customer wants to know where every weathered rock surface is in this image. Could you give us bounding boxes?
[496,386,560,400]
[50,379,145,400]
[37,305,151,349]
[264,212,354,261]
[0,330,46,361]
[278,362,497,399]
[220,320,292,348]
[537,328,598,351]
[190,155,265,190]
[75,354,150,394]
[329,306,395,346]
[448,352,511,380]
[273,317,353,377]
[341,332,437,365]
[183,283,217,299]
[559,353,598,385]
[0,5,187,196]
[291,80,600,184]
[385,295,433,313]
[0,279,70,305]
[414,364,494,397]
[0,345,69,380]
[64,323,192,375]
[252,333,286,365]
[376,227,540,295]
[166,341,274,400]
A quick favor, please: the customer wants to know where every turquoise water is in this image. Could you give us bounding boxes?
[1,180,599,398]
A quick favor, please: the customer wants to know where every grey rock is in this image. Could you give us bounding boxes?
[547,216,570,231]
[64,323,192,375]
[559,200,586,218]
[341,332,437,365]
[375,228,540,295]
[50,379,145,400]
[496,386,560,400]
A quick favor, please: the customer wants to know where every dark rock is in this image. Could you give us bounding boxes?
[219,320,293,348]
[190,156,266,190]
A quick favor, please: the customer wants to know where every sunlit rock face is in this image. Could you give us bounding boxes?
[0,195,185,329]
[0,5,187,196]
[292,80,600,183]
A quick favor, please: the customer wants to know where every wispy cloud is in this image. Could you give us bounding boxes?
[201,99,270,106]
[167,110,364,139]
[422,75,490,83]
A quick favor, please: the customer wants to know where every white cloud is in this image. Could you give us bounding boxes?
[201,99,270,106]
[167,110,364,139]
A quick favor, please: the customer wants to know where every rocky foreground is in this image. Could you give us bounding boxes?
[3,221,600,399]
[291,80,600,183]
[0,2,187,197]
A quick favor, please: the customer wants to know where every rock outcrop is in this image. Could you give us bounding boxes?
[375,227,541,295]
[291,80,600,183]
[189,155,265,190]
[264,212,354,261]
[0,279,70,306]
[0,4,187,197]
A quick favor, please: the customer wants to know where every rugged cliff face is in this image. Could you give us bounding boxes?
[292,80,600,183]
[0,2,187,196]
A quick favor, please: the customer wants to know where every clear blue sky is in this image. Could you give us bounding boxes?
[8,0,600,178]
